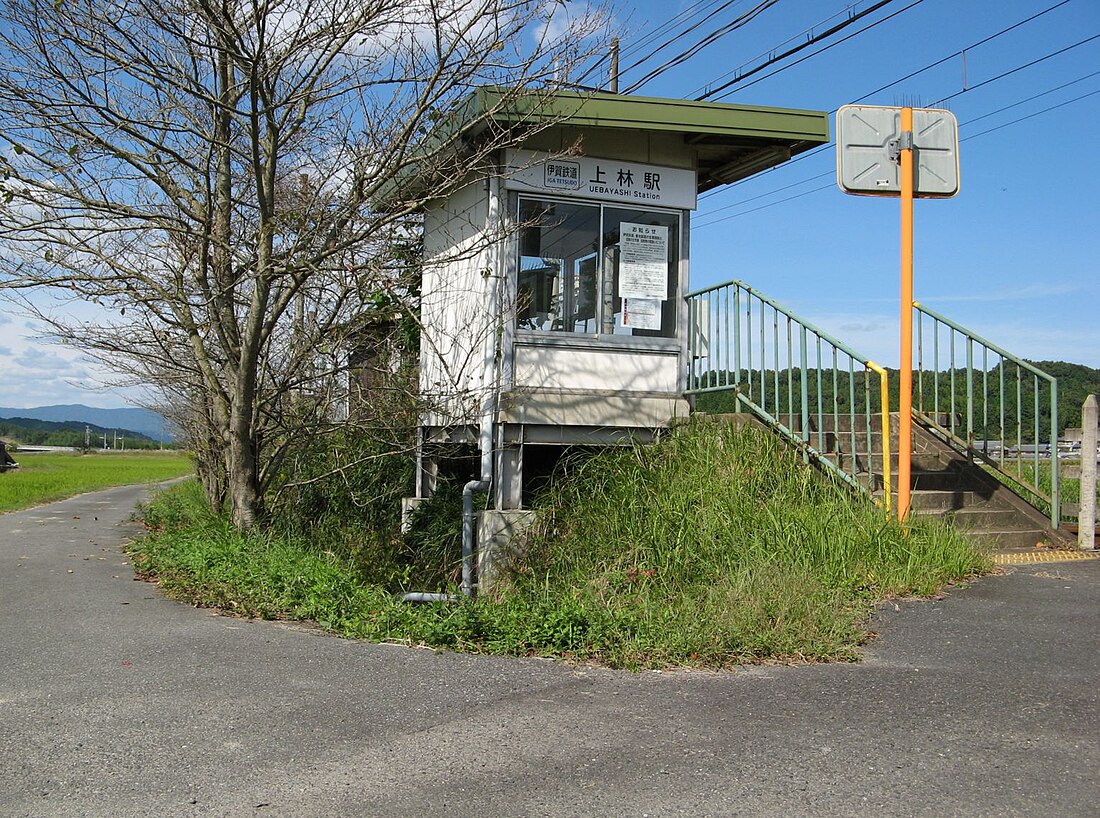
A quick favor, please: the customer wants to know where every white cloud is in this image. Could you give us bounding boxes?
[917,282,1085,304]
[0,312,144,409]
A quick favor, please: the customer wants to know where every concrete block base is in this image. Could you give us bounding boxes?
[477,510,536,596]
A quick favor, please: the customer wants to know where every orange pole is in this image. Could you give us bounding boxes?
[898,107,914,522]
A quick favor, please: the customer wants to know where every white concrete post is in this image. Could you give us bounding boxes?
[1079,394,1097,551]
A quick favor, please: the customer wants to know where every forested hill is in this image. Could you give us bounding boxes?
[1028,361,1100,432]
[695,360,1100,438]
[0,416,161,449]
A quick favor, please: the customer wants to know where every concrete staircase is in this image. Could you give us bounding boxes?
[798,412,1072,552]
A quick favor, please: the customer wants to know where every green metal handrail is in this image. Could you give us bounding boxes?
[686,280,891,510]
[914,301,1060,528]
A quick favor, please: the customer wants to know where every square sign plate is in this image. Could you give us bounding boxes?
[836,105,960,198]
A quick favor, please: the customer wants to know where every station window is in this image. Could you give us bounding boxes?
[517,198,680,339]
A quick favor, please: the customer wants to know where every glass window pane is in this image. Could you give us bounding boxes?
[602,208,680,338]
[518,199,600,333]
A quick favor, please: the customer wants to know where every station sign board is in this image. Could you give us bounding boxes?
[505,149,698,210]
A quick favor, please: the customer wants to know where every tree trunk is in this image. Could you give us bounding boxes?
[227,398,261,529]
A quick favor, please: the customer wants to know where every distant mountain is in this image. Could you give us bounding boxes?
[0,416,160,448]
[0,404,175,442]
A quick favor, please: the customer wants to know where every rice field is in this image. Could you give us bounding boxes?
[0,450,193,513]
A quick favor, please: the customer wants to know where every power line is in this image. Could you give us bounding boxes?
[620,0,784,95]
[694,78,1100,228]
[618,0,750,77]
[695,182,836,226]
[960,68,1100,127]
[697,0,910,101]
[932,31,1100,106]
[699,171,835,217]
[853,0,1076,103]
[963,86,1100,141]
[696,1,1094,202]
[619,0,729,62]
[689,0,891,98]
[573,0,730,88]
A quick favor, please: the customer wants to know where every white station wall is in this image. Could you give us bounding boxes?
[512,344,680,393]
[419,177,493,424]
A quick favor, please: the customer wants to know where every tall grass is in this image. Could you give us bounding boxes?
[502,421,989,666]
[130,422,990,669]
[0,450,193,512]
[989,459,1098,522]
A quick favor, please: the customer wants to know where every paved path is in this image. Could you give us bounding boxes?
[1,484,1097,817]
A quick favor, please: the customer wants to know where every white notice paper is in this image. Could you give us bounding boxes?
[618,223,668,300]
[622,298,661,330]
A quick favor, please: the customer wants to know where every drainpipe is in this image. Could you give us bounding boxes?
[461,154,504,596]
[461,388,495,596]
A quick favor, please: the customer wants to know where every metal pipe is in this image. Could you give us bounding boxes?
[401,592,458,604]
[462,476,488,596]
[460,154,504,597]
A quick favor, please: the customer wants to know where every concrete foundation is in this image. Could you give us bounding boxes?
[477,509,536,596]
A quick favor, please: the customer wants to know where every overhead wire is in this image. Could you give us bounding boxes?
[697,0,910,101]
[620,0,784,95]
[618,0,750,75]
[960,67,1100,127]
[695,0,1094,203]
[693,75,1100,228]
[619,0,728,60]
[688,0,892,98]
[932,31,1100,106]
[570,0,732,89]
[963,86,1100,141]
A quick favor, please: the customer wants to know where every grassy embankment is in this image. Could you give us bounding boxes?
[129,422,991,669]
[0,451,193,513]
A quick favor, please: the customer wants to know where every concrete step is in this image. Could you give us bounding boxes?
[711,409,1067,552]
[962,528,1054,550]
[916,506,1036,531]
[908,468,976,492]
[903,489,995,512]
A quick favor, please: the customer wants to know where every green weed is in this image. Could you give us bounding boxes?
[0,450,193,513]
[129,423,990,669]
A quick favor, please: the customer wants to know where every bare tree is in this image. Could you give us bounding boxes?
[0,0,606,528]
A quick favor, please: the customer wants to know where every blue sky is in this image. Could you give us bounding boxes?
[0,0,1097,409]
[613,0,1099,368]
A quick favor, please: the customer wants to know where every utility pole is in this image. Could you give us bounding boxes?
[609,38,620,93]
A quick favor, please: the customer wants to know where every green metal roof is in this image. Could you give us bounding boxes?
[456,87,830,191]
[380,87,830,206]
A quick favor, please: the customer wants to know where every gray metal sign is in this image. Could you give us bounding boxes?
[836,105,960,198]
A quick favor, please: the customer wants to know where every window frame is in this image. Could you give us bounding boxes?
[513,193,685,350]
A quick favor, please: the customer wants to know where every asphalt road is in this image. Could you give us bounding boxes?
[1,484,1097,817]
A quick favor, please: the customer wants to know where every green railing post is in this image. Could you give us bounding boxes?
[966,337,974,448]
[732,286,742,412]
[908,301,1063,523]
[799,324,809,447]
[685,279,891,507]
